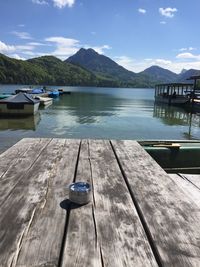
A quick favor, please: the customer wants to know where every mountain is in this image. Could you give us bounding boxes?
[180,69,187,75]
[66,48,159,87]
[140,65,178,83]
[66,48,135,85]
[177,69,200,83]
[27,56,99,86]
[0,53,117,86]
[0,50,200,87]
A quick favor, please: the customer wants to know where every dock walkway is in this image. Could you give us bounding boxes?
[0,138,200,266]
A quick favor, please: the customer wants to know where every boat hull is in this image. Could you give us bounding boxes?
[141,141,200,173]
[155,96,189,105]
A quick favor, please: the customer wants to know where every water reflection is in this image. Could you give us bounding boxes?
[0,113,41,131]
[153,103,200,139]
[53,92,125,124]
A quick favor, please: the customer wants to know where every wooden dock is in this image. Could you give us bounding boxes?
[0,138,200,267]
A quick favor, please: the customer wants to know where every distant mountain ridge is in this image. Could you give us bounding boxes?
[140,65,178,83]
[0,48,199,87]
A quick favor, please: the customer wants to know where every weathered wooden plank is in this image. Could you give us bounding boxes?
[61,140,102,267]
[14,139,80,267]
[0,138,51,206]
[0,139,78,266]
[79,140,157,267]
[180,174,200,190]
[169,174,200,206]
[0,138,46,178]
[111,140,200,267]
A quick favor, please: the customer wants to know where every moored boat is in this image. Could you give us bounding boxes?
[140,140,200,173]
[0,94,12,99]
[34,96,53,106]
[155,83,193,105]
[48,90,59,98]
[0,92,40,116]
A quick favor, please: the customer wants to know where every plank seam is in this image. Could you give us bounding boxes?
[181,175,200,191]
[87,140,96,208]
[99,246,105,267]
[58,140,82,267]
[110,141,163,267]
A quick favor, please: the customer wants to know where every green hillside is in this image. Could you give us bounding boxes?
[0,53,119,87]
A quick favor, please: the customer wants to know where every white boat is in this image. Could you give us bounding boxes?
[0,93,40,116]
[155,83,193,105]
[34,96,53,107]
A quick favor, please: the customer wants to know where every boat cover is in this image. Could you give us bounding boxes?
[0,92,40,104]
[31,88,45,94]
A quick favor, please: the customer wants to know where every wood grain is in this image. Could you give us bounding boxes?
[61,140,102,267]
[87,140,158,267]
[0,138,51,206]
[15,139,80,267]
[111,140,200,267]
[169,174,200,206]
[0,139,79,266]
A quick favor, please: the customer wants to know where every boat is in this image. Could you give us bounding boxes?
[15,87,47,96]
[0,94,12,99]
[0,92,40,116]
[48,90,59,98]
[155,83,193,105]
[34,96,53,107]
[15,88,33,94]
[140,140,200,174]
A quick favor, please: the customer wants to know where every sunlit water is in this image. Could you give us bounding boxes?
[0,85,200,152]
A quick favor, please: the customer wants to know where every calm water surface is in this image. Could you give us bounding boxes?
[0,85,200,152]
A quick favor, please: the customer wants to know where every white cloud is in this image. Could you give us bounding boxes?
[159,7,177,18]
[12,31,32,40]
[138,8,146,14]
[84,45,111,54]
[32,0,48,5]
[45,36,80,58]
[114,54,200,74]
[52,0,75,8]
[179,47,196,52]
[0,40,38,59]
[0,41,16,53]
[16,45,35,51]
[176,52,200,60]
[28,42,47,46]
[9,54,26,60]
[160,21,166,24]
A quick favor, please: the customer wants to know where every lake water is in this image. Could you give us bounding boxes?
[0,85,200,152]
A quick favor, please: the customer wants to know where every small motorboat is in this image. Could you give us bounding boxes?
[34,96,53,107]
[48,90,59,98]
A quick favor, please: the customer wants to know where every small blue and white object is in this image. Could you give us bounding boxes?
[69,182,91,204]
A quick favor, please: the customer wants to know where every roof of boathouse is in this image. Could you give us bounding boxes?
[0,92,39,104]
[155,83,193,87]
[187,75,200,80]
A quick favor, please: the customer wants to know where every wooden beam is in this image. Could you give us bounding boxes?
[63,139,158,267]
[111,140,200,267]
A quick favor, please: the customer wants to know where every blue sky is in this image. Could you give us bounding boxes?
[0,0,200,73]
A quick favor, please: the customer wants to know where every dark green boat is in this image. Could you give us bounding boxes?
[140,140,200,174]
